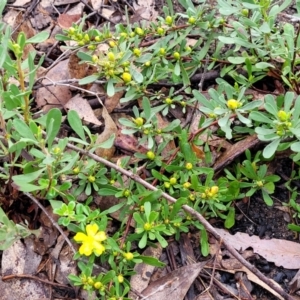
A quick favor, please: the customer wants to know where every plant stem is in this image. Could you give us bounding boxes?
[16,58,30,124]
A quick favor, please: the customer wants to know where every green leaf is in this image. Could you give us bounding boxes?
[107,79,115,96]
[79,74,99,85]
[287,224,300,232]
[263,138,280,158]
[193,90,214,109]
[26,31,49,44]
[227,56,246,64]
[142,190,163,204]
[95,134,115,149]
[67,110,86,141]
[174,61,180,76]
[155,232,168,248]
[255,62,274,69]
[250,111,273,124]
[13,168,46,186]
[130,67,143,83]
[263,182,275,194]
[264,95,278,116]
[54,153,79,175]
[225,207,235,228]
[179,61,190,86]
[141,97,151,120]
[102,202,125,215]
[139,233,148,248]
[133,212,145,226]
[242,100,263,111]
[291,141,300,153]
[13,119,37,141]
[0,0,7,15]
[262,189,273,206]
[218,36,255,48]
[200,228,209,256]
[284,91,294,111]
[77,51,93,62]
[46,108,62,148]
[240,161,257,179]
[49,200,64,211]
[237,112,251,125]
[144,202,151,221]
[139,256,165,267]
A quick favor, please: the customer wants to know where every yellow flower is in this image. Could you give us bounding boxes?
[227,99,240,110]
[74,224,107,256]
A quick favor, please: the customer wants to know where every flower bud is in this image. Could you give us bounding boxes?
[165,16,173,25]
[188,16,196,24]
[133,117,144,127]
[210,186,219,195]
[185,162,193,170]
[173,52,180,60]
[146,151,155,160]
[277,110,288,122]
[123,252,134,260]
[107,52,115,62]
[122,72,132,83]
[227,99,240,110]
[169,177,177,185]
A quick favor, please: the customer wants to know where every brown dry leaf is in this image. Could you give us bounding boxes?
[95,106,117,159]
[68,53,97,90]
[101,8,115,20]
[13,0,31,5]
[115,131,148,155]
[208,242,285,300]
[91,0,102,10]
[216,228,300,269]
[105,86,124,113]
[57,13,82,29]
[290,269,300,294]
[65,95,102,126]
[129,245,163,299]
[213,134,260,172]
[132,0,158,22]
[34,206,59,255]
[141,262,206,300]
[35,59,72,111]
[191,143,205,160]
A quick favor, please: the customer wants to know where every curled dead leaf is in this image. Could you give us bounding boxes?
[95,106,117,159]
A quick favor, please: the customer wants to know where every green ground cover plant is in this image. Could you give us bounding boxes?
[0,0,300,298]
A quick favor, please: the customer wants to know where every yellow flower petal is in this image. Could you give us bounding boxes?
[79,241,93,256]
[74,232,88,242]
[93,242,105,256]
[94,231,107,242]
[86,223,99,237]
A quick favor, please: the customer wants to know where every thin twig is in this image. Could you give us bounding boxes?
[2,274,74,290]
[24,192,76,254]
